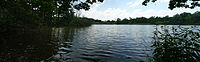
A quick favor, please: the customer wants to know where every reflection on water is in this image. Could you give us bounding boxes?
[48,25,154,62]
[152,25,200,62]
[0,27,58,62]
[0,27,76,62]
[47,27,75,62]
[1,25,199,62]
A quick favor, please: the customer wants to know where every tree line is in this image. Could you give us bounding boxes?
[0,0,199,30]
[0,0,103,29]
[95,11,200,25]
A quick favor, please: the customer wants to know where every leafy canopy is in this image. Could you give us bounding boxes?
[142,0,200,10]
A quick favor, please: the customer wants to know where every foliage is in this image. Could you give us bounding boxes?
[0,0,104,30]
[97,12,200,25]
[69,17,93,26]
[152,25,200,62]
[142,0,200,10]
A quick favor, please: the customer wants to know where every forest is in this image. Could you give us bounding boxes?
[0,0,200,62]
[94,11,200,25]
[1,0,200,32]
[0,0,103,31]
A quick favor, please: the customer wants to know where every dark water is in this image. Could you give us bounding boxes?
[0,25,199,62]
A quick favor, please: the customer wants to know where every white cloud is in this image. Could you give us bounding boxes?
[131,8,199,18]
[126,0,169,7]
[80,1,200,21]
[81,7,129,20]
[159,0,170,2]
[81,7,200,21]
[126,1,133,5]
[127,0,144,7]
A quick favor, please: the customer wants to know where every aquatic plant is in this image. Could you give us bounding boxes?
[152,25,200,62]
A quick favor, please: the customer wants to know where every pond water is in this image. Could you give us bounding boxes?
[0,25,199,62]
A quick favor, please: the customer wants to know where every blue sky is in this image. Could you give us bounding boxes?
[80,0,200,21]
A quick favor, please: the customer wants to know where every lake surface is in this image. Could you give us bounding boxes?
[49,25,154,62]
[0,25,199,62]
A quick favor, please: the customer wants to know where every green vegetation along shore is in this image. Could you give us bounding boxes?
[93,12,200,25]
[0,0,103,32]
[1,0,200,34]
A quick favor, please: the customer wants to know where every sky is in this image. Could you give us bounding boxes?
[79,0,200,21]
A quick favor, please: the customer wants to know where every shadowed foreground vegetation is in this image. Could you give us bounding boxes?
[0,27,76,61]
[1,0,200,62]
[0,0,103,33]
[152,25,200,62]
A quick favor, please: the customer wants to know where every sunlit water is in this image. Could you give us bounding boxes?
[1,25,197,62]
[49,25,154,62]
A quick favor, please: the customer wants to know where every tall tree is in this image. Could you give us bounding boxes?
[0,0,104,26]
